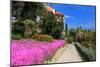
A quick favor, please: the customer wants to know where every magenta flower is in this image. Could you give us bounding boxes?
[11,39,65,66]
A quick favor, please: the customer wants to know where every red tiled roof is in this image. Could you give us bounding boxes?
[46,6,54,12]
[55,12,64,17]
[46,6,64,17]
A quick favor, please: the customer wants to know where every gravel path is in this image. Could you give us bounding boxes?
[54,44,83,63]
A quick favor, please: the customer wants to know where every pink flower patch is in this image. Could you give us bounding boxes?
[11,39,65,66]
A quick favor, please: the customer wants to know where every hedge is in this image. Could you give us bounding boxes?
[75,43,96,61]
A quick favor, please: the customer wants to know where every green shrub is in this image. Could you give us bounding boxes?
[75,43,96,61]
[12,19,36,39]
[12,21,25,37]
[42,13,63,39]
[67,36,73,44]
[12,2,46,20]
[32,34,54,42]
[23,19,36,38]
[75,30,96,49]
[12,33,22,40]
[42,13,57,34]
[68,28,96,49]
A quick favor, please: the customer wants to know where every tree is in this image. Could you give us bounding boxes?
[65,23,68,32]
[12,1,46,21]
[42,13,57,34]
[12,19,36,39]
[42,13,63,39]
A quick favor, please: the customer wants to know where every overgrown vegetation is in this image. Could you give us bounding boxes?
[12,2,46,20]
[66,32,73,44]
[41,13,63,39]
[66,27,96,49]
[12,19,36,39]
[75,43,96,61]
[66,27,96,61]
[32,34,54,42]
[12,2,64,41]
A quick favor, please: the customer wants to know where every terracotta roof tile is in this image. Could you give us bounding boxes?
[55,12,64,17]
[46,6,64,17]
[46,6,54,12]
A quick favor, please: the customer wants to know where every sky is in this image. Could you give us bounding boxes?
[49,4,96,30]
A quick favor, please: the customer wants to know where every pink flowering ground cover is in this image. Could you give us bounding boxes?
[11,39,65,66]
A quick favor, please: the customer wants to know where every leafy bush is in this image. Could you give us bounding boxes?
[67,28,96,49]
[42,13,63,39]
[68,28,77,42]
[75,43,96,61]
[67,36,73,44]
[12,33,22,40]
[32,34,54,42]
[65,32,73,44]
[42,13,57,34]
[12,2,46,21]
[75,30,96,49]
[12,20,25,37]
[51,22,64,39]
[12,19,36,39]
[23,19,36,38]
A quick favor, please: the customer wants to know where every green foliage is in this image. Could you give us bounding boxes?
[42,13,57,34]
[12,2,64,39]
[69,28,77,36]
[42,13,63,39]
[75,43,96,61]
[12,2,46,20]
[68,28,77,42]
[12,19,36,39]
[32,34,54,42]
[51,22,64,39]
[66,32,73,43]
[65,23,68,32]
[12,20,25,38]
[75,30,96,49]
[67,27,96,61]
[21,2,46,20]
[67,36,73,44]
[23,19,36,38]
[12,33,22,40]
[67,27,96,49]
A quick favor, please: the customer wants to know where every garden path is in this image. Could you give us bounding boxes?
[53,44,83,63]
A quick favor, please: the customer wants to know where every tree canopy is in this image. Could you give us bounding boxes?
[12,2,46,21]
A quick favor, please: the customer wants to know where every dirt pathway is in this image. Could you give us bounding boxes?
[52,44,83,63]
